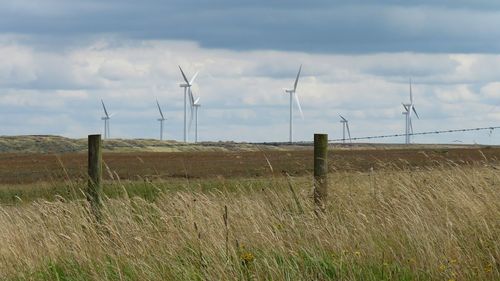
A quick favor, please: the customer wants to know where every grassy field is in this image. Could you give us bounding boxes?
[0,162,499,280]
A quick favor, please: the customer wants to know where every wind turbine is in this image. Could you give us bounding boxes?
[339,115,352,144]
[101,99,114,139]
[284,65,303,143]
[178,66,199,143]
[187,88,201,143]
[156,99,166,141]
[402,78,419,144]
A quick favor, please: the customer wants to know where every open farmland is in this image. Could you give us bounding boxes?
[1,137,500,185]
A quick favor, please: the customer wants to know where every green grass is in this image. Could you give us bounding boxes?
[12,251,427,281]
[0,177,285,204]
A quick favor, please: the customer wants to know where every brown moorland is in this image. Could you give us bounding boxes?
[1,146,499,184]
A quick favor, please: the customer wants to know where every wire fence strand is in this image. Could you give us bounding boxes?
[328,126,500,142]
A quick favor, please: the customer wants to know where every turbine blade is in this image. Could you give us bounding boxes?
[402,103,408,111]
[189,71,199,85]
[293,64,302,92]
[294,93,304,119]
[339,115,347,122]
[101,99,109,117]
[156,99,164,119]
[346,123,352,142]
[188,88,195,106]
[412,106,420,119]
[178,65,189,84]
[194,97,200,105]
[189,103,194,131]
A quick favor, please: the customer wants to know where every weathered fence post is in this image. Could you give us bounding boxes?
[87,134,102,220]
[313,133,328,213]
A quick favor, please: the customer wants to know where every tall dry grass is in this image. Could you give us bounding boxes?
[0,164,499,280]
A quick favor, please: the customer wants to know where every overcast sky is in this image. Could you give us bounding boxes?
[1,1,500,143]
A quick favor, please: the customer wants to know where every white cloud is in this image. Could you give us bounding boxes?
[0,43,37,85]
[480,82,500,99]
[0,38,499,143]
[435,85,478,103]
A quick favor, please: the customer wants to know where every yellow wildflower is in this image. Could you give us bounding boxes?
[485,264,492,273]
[439,264,447,272]
[240,251,255,266]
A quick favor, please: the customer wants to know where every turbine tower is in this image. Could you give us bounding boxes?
[402,78,419,144]
[178,66,199,143]
[188,88,201,143]
[156,99,166,141]
[339,115,352,144]
[101,99,114,139]
[284,65,303,143]
[193,97,201,143]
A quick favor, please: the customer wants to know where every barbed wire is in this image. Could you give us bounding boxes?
[328,126,500,142]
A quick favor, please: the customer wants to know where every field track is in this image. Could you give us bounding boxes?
[1,146,500,184]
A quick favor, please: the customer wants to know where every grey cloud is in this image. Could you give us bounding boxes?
[2,1,500,54]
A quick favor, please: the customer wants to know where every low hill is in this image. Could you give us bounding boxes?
[0,135,492,154]
[0,135,299,154]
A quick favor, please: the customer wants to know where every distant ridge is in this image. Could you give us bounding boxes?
[0,135,294,154]
[0,135,488,154]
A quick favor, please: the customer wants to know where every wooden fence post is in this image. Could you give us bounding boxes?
[313,133,328,213]
[87,134,102,220]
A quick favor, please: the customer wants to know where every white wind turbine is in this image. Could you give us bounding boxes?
[178,66,199,143]
[339,115,352,143]
[402,78,419,144]
[101,99,114,139]
[188,89,201,143]
[156,99,166,141]
[284,65,304,143]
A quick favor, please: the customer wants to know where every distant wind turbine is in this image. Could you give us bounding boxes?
[156,99,166,141]
[178,66,199,143]
[187,88,201,143]
[189,92,201,143]
[100,99,115,139]
[284,65,303,143]
[339,115,352,144]
[402,78,419,144]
